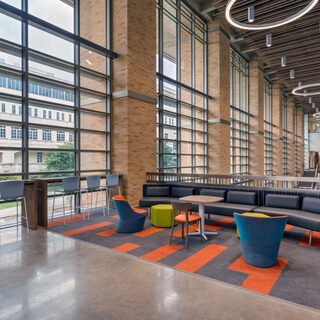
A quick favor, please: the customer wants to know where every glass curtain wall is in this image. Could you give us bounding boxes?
[282,96,288,175]
[264,79,272,176]
[0,0,112,180]
[230,48,249,175]
[156,0,208,173]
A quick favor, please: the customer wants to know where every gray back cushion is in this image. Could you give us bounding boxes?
[302,197,320,214]
[227,191,256,205]
[171,187,194,198]
[145,186,170,197]
[266,194,300,210]
[200,189,225,200]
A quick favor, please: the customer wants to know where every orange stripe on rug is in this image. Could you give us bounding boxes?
[229,255,288,294]
[175,244,227,272]
[47,213,86,228]
[299,230,320,248]
[96,228,116,237]
[113,243,140,253]
[61,222,113,236]
[133,227,164,237]
[111,215,119,219]
[141,244,182,262]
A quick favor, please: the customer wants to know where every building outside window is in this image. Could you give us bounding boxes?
[19,105,22,115]
[42,129,52,141]
[230,48,249,175]
[57,131,65,142]
[69,114,72,122]
[1,103,5,113]
[156,0,208,173]
[11,126,22,139]
[29,128,38,140]
[0,0,113,179]
[56,111,60,120]
[0,125,6,138]
[61,113,65,121]
[264,79,272,176]
[69,132,74,142]
[12,104,16,114]
[37,152,43,163]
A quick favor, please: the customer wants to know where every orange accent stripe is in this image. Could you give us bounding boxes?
[284,224,293,232]
[141,244,182,262]
[111,215,119,219]
[229,256,288,294]
[96,228,116,237]
[113,243,140,253]
[47,213,86,228]
[175,244,227,272]
[299,230,320,248]
[133,226,164,237]
[61,221,112,236]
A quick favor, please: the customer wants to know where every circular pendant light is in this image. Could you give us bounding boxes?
[292,83,320,96]
[225,0,319,30]
[313,112,320,120]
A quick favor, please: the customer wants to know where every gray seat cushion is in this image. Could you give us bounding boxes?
[205,202,257,217]
[139,197,177,207]
[171,187,194,198]
[265,194,300,210]
[145,186,170,197]
[302,197,320,214]
[199,189,226,199]
[227,191,257,205]
[254,206,320,231]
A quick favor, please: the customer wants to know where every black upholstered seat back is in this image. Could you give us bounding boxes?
[302,197,320,214]
[227,191,256,205]
[145,186,170,197]
[266,194,300,210]
[200,189,225,200]
[171,187,194,198]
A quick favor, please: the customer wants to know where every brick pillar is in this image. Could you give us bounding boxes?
[272,82,283,176]
[112,0,156,204]
[297,108,305,174]
[207,20,230,174]
[248,61,264,175]
[287,97,295,176]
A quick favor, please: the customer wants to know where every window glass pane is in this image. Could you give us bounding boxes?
[80,152,106,171]
[28,0,74,32]
[0,72,22,96]
[163,15,176,79]
[0,13,21,44]
[80,132,106,151]
[80,71,106,93]
[0,150,22,174]
[80,91,106,112]
[0,49,21,70]
[5,0,21,8]
[80,47,106,74]
[80,0,106,47]
[0,97,22,122]
[29,151,75,173]
[29,26,74,63]
[80,111,106,132]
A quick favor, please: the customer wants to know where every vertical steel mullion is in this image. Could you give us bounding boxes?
[106,0,111,174]
[191,12,195,174]
[21,0,28,179]
[177,0,181,173]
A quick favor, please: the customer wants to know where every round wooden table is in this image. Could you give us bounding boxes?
[179,195,224,240]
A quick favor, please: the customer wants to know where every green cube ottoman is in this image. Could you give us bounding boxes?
[236,212,269,238]
[151,204,178,228]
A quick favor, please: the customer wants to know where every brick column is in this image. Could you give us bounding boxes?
[248,61,264,175]
[207,20,231,174]
[287,97,295,176]
[272,82,283,176]
[112,0,156,204]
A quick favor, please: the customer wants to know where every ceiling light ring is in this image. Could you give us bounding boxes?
[292,83,320,96]
[225,0,319,30]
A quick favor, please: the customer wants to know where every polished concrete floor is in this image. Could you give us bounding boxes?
[0,227,320,320]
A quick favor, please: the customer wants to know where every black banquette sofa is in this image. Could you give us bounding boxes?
[139,184,320,245]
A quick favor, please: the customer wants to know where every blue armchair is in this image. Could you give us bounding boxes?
[112,196,147,233]
[234,213,288,268]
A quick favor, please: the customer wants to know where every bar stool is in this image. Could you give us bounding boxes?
[83,175,106,218]
[106,174,121,215]
[0,180,29,230]
[51,176,84,225]
[169,200,203,249]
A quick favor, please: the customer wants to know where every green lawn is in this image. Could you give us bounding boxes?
[0,201,21,210]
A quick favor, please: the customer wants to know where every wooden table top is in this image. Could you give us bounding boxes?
[179,195,224,204]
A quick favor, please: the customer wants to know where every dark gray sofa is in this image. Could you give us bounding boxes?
[139,186,194,207]
[254,194,320,244]
[205,191,258,217]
